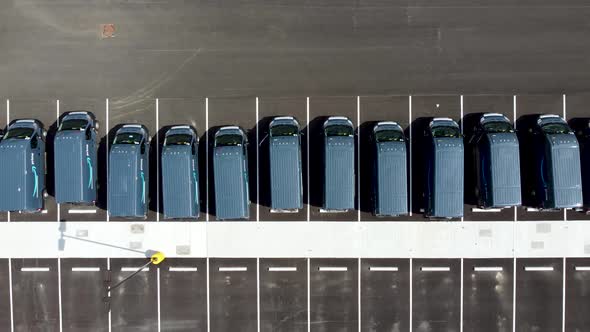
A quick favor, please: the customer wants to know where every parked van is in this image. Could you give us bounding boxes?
[54,111,98,204]
[322,116,355,212]
[269,116,303,213]
[531,115,582,209]
[108,124,150,218]
[213,126,249,220]
[161,125,199,219]
[0,119,47,212]
[372,121,408,216]
[470,113,521,208]
[424,118,464,218]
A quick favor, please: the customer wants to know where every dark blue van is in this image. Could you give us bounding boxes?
[470,113,521,208]
[54,111,98,204]
[372,121,408,216]
[108,124,150,218]
[0,119,47,212]
[213,126,250,220]
[531,115,582,209]
[322,116,355,212]
[424,118,464,218]
[161,125,199,219]
[269,116,303,213]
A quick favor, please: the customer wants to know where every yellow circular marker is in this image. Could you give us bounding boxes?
[150,252,166,265]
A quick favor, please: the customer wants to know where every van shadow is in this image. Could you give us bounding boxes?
[358,121,378,214]
[255,116,275,208]
[45,119,58,197]
[409,117,433,215]
[306,116,329,208]
[461,112,485,206]
[247,124,259,209]
[198,129,208,217]
[206,126,223,219]
[516,114,542,207]
[148,127,168,214]
[570,117,590,207]
[104,124,126,212]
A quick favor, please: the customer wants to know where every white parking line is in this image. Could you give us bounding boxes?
[5,99,9,223]
[157,266,161,332]
[71,267,101,272]
[460,258,463,332]
[563,94,567,222]
[205,97,209,222]
[218,267,247,272]
[562,257,566,332]
[307,258,310,332]
[107,258,111,332]
[524,266,554,272]
[318,266,347,272]
[121,267,149,272]
[357,96,361,222]
[8,259,14,332]
[256,97,260,223]
[58,258,63,332]
[106,98,110,222]
[369,266,399,272]
[169,267,198,272]
[575,266,590,271]
[68,209,97,214]
[472,208,502,213]
[206,258,210,332]
[408,95,412,217]
[513,95,517,223]
[513,258,516,332]
[460,95,464,223]
[409,258,413,332]
[20,267,50,272]
[306,97,310,222]
[473,266,503,272]
[420,266,450,272]
[156,98,160,222]
[56,100,61,223]
[257,258,260,332]
[268,267,297,272]
[358,258,361,332]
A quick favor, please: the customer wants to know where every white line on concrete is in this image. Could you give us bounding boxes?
[420,267,450,272]
[58,258,63,332]
[513,95,517,222]
[358,258,361,332]
[563,94,567,222]
[526,208,542,212]
[156,98,160,222]
[575,266,590,271]
[306,97,310,222]
[307,258,311,332]
[68,209,97,214]
[562,257,566,332]
[107,258,111,332]
[106,98,110,222]
[357,97,361,222]
[369,266,399,272]
[71,267,100,272]
[268,267,297,272]
[257,258,261,332]
[408,96,413,216]
[121,267,148,272]
[6,99,9,223]
[460,258,464,332]
[472,208,502,213]
[157,265,161,332]
[524,266,554,272]
[169,267,198,272]
[206,258,210,332]
[460,95,464,222]
[474,266,503,272]
[218,267,247,272]
[318,266,347,272]
[57,100,61,223]
[20,267,50,272]
[409,258,413,332]
[513,258,516,332]
[205,97,209,222]
[8,259,14,332]
[256,97,260,223]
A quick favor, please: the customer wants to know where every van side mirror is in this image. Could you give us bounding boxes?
[191,142,196,155]
[85,128,92,141]
[140,143,146,155]
[31,135,38,149]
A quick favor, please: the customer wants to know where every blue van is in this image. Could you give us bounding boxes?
[0,119,47,212]
[213,126,250,220]
[322,116,355,212]
[161,125,199,219]
[269,116,303,213]
[108,124,150,218]
[54,111,98,204]
[424,118,464,218]
[372,121,408,216]
[531,115,582,209]
[470,113,521,208]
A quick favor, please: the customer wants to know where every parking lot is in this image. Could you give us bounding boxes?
[1,257,588,331]
[3,94,590,222]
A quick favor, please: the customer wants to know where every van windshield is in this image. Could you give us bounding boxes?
[113,132,142,145]
[165,134,192,146]
[271,124,298,137]
[3,128,34,140]
[59,119,87,131]
[541,123,571,135]
[431,125,460,138]
[325,125,353,137]
[483,121,514,133]
[216,134,242,146]
[375,129,404,142]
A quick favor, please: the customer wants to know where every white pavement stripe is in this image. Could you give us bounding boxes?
[205,97,209,222]
[257,258,261,332]
[409,258,413,332]
[156,98,160,222]
[307,259,311,332]
[56,100,61,223]
[318,266,347,272]
[369,266,399,272]
[420,267,450,272]
[206,258,210,332]
[306,97,310,222]
[157,266,161,332]
[121,267,149,272]
[473,266,503,272]
[268,267,297,272]
[358,258,361,332]
[169,267,198,272]
[472,208,502,213]
[68,209,97,214]
[58,258,63,332]
[460,258,463,332]
[218,267,247,272]
[562,257,566,332]
[524,266,554,272]
[107,258,111,332]
[357,96,361,222]
[408,95,412,216]
[21,267,50,272]
[106,98,109,222]
[575,266,590,271]
[256,97,260,223]
[6,99,9,223]
[512,258,516,332]
[8,259,14,332]
[71,267,100,272]
[460,96,464,223]
[563,94,567,222]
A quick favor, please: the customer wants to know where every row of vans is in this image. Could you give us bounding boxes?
[0,112,584,219]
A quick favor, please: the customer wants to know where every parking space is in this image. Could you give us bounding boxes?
[358,96,416,221]
[309,258,358,331]
[462,95,517,221]
[564,93,590,221]
[515,258,563,332]
[463,258,513,332]
[258,97,308,221]
[160,258,207,332]
[412,258,461,331]
[158,98,208,221]
[207,97,257,221]
[410,96,462,220]
[109,258,158,331]
[515,95,565,221]
[360,258,409,331]
[259,258,308,331]
[308,97,358,221]
[57,99,108,221]
[9,99,58,221]
[108,98,158,221]
[0,260,10,330]
[61,258,108,331]
[565,258,590,331]
[11,258,59,331]
[209,258,257,332]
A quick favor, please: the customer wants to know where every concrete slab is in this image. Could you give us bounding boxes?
[564,257,590,331]
[0,259,11,331]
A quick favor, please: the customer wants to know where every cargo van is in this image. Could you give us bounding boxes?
[0,119,47,212]
[322,116,355,212]
[531,115,582,209]
[54,111,98,204]
[470,113,521,208]
[213,126,249,220]
[269,116,303,213]
[424,118,464,218]
[372,121,408,216]
[161,125,199,219]
[108,124,150,218]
